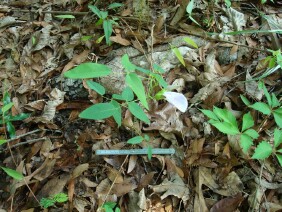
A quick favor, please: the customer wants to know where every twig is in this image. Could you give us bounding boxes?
[5,129,43,143]
[101,155,129,208]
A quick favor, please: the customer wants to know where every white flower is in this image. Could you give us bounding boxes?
[163,91,188,112]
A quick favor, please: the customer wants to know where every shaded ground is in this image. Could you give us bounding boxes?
[0,0,282,211]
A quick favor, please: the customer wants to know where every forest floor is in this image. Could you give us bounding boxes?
[0,0,282,211]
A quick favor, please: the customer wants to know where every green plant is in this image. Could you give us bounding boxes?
[64,54,188,159]
[171,37,198,68]
[0,91,30,180]
[40,193,68,209]
[88,3,123,45]
[201,81,282,165]
[186,0,201,26]
[101,201,121,212]
[256,49,282,80]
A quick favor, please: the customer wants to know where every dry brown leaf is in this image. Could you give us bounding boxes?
[71,163,89,179]
[110,34,131,46]
[150,173,189,202]
[210,193,244,212]
[127,155,138,173]
[137,172,155,191]
[111,179,137,197]
[107,167,123,183]
[33,159,56,181]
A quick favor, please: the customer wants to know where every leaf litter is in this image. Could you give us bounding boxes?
[0,0,282,211]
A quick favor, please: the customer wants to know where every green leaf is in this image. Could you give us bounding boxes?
[103,202,116,209]
[110,100,122,127]
[154,89,165,100]
[249,102,271,115]
[211,121,240,135]
[127,136,143,144]
[86,80,106,95]
[88,5,102,18]
[153,63,165,73]
[213,106,237,127]
[64,63,111,79]
[186,0,194,14]
[8,113,30,122]
[144,134,150,141]
[151,73,168,88]
[79,103,116,120]
[126,73,148,109]
[271,93,280,108]
[225,0,231,7]
[121,87,134,101]
[243,129,259,139]
[273,108,282,128]
[81,35,92,41]
[242,112,254,132]
[1,167,24,180]
[128,102,150,124]
[252,141,272,160]
[147,145,152,160]
[6,121,16,138]
[201,109,219,121]
[0,140,7,145]
[274,128,282,148]
[40,198,55,209]
[259,81,272,107]
[55,15,75,19]
[103,20,113,45]
[112,94,125,101]
[277,149,282,153]
[3,92,11,105]
[240,95,251,106]
[121,54,136,72]
[135,66,150,74]
[1,102,13,114]
[108,3,123,9]
[172,47,185,66]
[52,193,68,203]
[183,37,198,49]
[240,134,254,153]
[275,154,282,167]
[188,15,201,26]
[100,11,108,19]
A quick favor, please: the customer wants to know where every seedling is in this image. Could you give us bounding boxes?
[88,3,123,45]
[40,193,68,209]
[201,81,282,165]
[64,54,187,159]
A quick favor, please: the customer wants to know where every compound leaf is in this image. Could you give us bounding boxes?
[240,134,254,153]
[128,102,150,124]
[274,128,282,148]
[110,100,122,127]
[121,87,134,101]
[127,136,143,144]
[242,112,254,132]
[249,102,271,115]
[252,141,272,160]
[86,80,105,95]
[211,121,240,135]
[64,63,111,79]
[79,103,115,120]
[126,73,148,109]
[243,129,259,139]
[273,108,282,128]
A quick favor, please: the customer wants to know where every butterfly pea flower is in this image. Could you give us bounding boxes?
[163,91,188,112]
